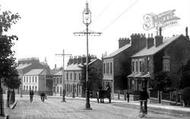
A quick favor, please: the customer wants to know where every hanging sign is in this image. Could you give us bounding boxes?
[143,9,180,31]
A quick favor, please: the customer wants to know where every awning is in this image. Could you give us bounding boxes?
[127,73,142,78]
[141,73,150,78]
[127,73,136,77]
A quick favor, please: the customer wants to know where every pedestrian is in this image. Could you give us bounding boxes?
[29,90,34,102]
[127,91,130,103]
[139,87,149,116]
[40,92,46,102]
[105,83,111,93]
[105,83,111,103]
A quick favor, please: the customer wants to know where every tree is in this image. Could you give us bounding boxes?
[81,65,102,97]
[0,8,21,112]
[80,56,102,97]
[150,71,172,103]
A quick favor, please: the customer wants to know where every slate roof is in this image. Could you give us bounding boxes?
[104,44,131,58]
[54,70,63,75]
[132,35,181,57]
[16,63,32,70]
[65,64,82,71]
[24,69,44,75]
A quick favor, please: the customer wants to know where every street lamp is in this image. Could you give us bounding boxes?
[74,2,101,110]
[83,2,91,110]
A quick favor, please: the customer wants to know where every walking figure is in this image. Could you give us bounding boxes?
[139,87,149,118]
[127,91,130,102]
[40,92,46,102]
[29,90,34,102]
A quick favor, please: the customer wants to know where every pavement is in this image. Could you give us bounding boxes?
[0,94,190,119]
[48,94,190,115]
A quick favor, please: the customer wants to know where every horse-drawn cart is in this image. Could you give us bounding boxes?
[97,89,111,103]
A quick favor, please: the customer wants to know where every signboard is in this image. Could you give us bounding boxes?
[143,9,180,31]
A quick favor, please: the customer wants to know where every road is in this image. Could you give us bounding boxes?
[5,95,189,119]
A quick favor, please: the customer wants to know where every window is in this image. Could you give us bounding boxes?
[110,62,112,74]
[103,63,105,74]
[74,73,76,80]
[32,76,34,82]
[60,78,62,84]
[79,73,81,80]
[66,72,68,81]
[140,61,142,72]
[136,61,138,73]
[106,63,109,74]
[132,61,135,72]
[26,86,28,90]
[163,56,170,72]
[23,86,25,90]
[70,73,72,80]
[35,86,37,91]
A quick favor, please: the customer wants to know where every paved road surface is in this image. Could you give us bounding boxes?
[5,95,190,119]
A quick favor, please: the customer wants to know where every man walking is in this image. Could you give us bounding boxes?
[29,90,34,102]
[139,87,149,115]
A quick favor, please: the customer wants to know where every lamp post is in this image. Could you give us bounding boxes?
[74,2,101,110]
[83,2,91,110]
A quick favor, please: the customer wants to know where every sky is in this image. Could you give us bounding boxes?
[1,0,190,69]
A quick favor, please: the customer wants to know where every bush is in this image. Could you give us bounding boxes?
[182,87,190,106]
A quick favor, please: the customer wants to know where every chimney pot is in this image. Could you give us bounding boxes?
[159,27,162,36]
[151,33,153,38]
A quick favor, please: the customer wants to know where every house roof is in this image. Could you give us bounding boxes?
[132,35,181,57]
[54,70,63,75]
[16,63,32,70]
[85,59,98,65]
[104,44,131,58]
[24,69,44,75]
[65,64,82,71]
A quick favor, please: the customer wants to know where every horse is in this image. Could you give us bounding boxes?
[97,89,111,103]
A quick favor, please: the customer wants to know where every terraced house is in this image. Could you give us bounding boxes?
[102,34,147,95]
[128,28,190,94]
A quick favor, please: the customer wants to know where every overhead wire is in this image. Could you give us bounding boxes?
[100,0,139,32]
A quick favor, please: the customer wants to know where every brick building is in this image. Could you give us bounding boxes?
[52,55,102,97]
[128,28,190,93]
[103,34,147,95]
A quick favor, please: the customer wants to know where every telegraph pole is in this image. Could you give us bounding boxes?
[73,2,101,110]
[56,49,72,102]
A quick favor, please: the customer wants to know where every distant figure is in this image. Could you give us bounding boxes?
[105,83,111,103]
[40,92,46,102]
[105,83,111,93]
[139,87,149,117]
[127,91,130,102]
[29,90,34,102]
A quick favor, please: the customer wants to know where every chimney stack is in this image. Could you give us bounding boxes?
[118,38,130,48]
[186,27,189,39]
[146,35,154,49]
[159,27,162,36]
